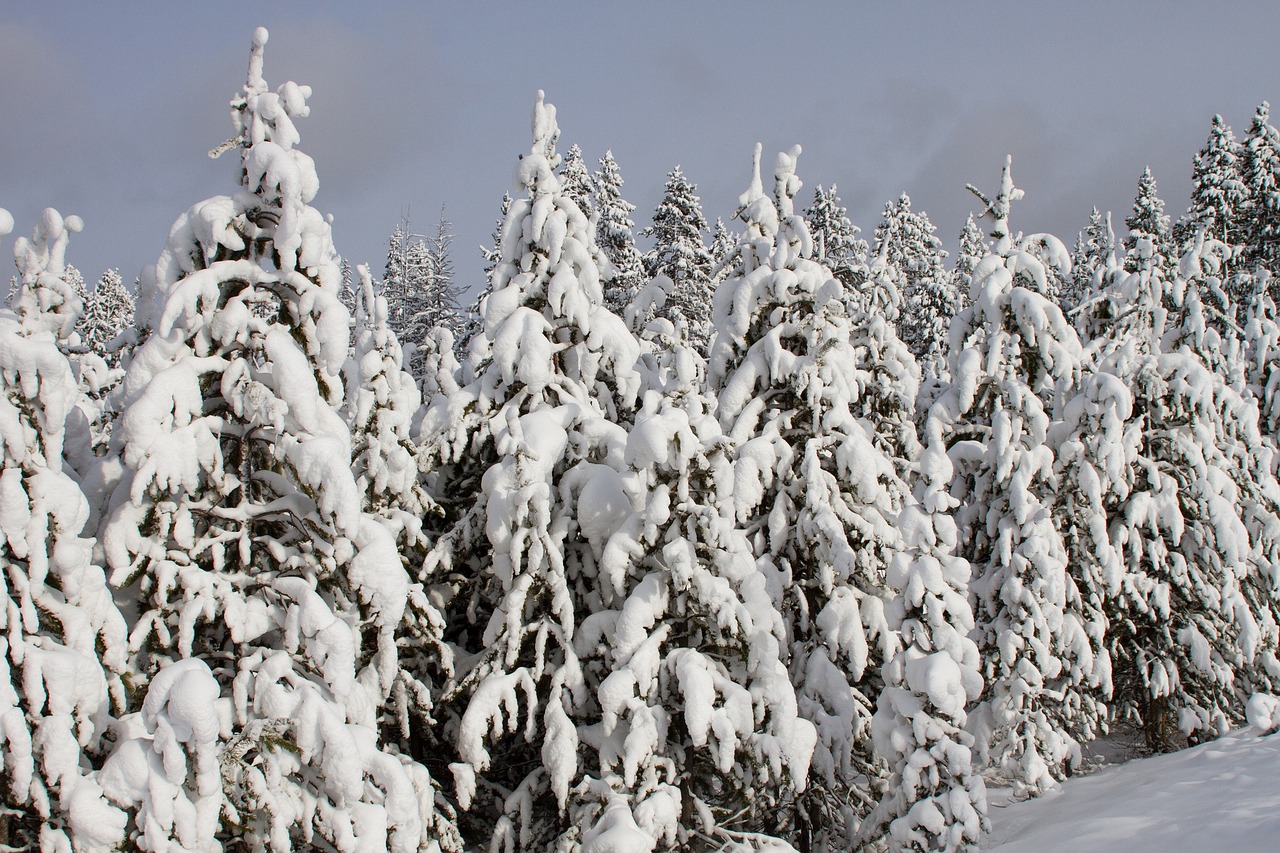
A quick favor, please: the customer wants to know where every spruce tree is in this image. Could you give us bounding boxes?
[102,29,448,849]
[875,195,954,374]
[560,143,596,218]
[1178,114,1248,283]
[1083,228,1280,751]
[1064,208,1115,315]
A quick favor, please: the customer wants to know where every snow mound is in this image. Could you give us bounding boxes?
[985,729,1280,851]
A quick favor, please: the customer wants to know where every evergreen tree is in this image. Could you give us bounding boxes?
[560,143,596,218]
[1177,114,1248,284]
[102,30,449,849]
[1244,102,1280,277]
[952,212,986,293]
[76,268,136,363]
[708,144,916,849]
[951,158,1101,794]
[1123,167,1173,275]
[1064,208,1115,314]
[642,166,715,352]
[805,184,868,292]
[593,150,645,314]
[865,402,987,852]
[875,195,952,366]
[416,90,646,849]
[0,207,131,850]
[708,216,739,283]
[1083,228,1280,751]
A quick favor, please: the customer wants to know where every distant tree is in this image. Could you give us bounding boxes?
[708,215,740,282]
[593,149,645,313]
[1064,208,1115,314]
[1244,101,1280,276]
[642,166,716,352]
[1177,115,1248,282]
[559,142,596,217]
[876,194,955,378]
[1123,167,1174,275]
[805,183,869,291]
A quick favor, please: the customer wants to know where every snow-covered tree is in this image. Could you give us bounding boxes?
[0,206,131,851]
[864,403,987,852]
[1177,115,1248,283]
[75,268,136,363]
[1064,208,1115,314]
[560,143,596,218]
[708,217,739,283]
[875,195,954,373]
[950,158,1100,794]
[707,144,917,848]
[102,29,449,849]
[805,184,868,292]
[593,150,645,314]
[1082,228,1280,751]
[1244,102,1280,277]
[382,212,464,376]
[1123,167,1173,276]
[416,90,645,850]
[642,166,715,352]
[953,213,986,293]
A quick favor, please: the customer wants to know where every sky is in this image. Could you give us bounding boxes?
[3,1,1280,299]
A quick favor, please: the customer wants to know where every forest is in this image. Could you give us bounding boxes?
[5,25,1280,853]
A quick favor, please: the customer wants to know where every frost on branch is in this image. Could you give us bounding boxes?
[101,28,447,850]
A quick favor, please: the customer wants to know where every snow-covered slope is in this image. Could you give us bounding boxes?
[985,728,1280,851]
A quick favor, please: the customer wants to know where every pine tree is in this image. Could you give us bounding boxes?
[805,184,868,292]
[416,90,647,849]
[593,150,645,314]
[950,158,1101,794]
[642,166,715,353]
[1123,167,1173,276]
[102,29,448,849]
[708,144,916,849]
[0,207,131,850]
[705,217,736,283]
[1244,102,1280,277]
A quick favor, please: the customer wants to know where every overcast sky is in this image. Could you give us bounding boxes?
[4,1,1279,298]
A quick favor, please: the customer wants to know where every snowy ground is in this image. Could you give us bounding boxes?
[984,727,1280,851]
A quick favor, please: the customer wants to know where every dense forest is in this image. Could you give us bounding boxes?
[5,26,1280,853]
